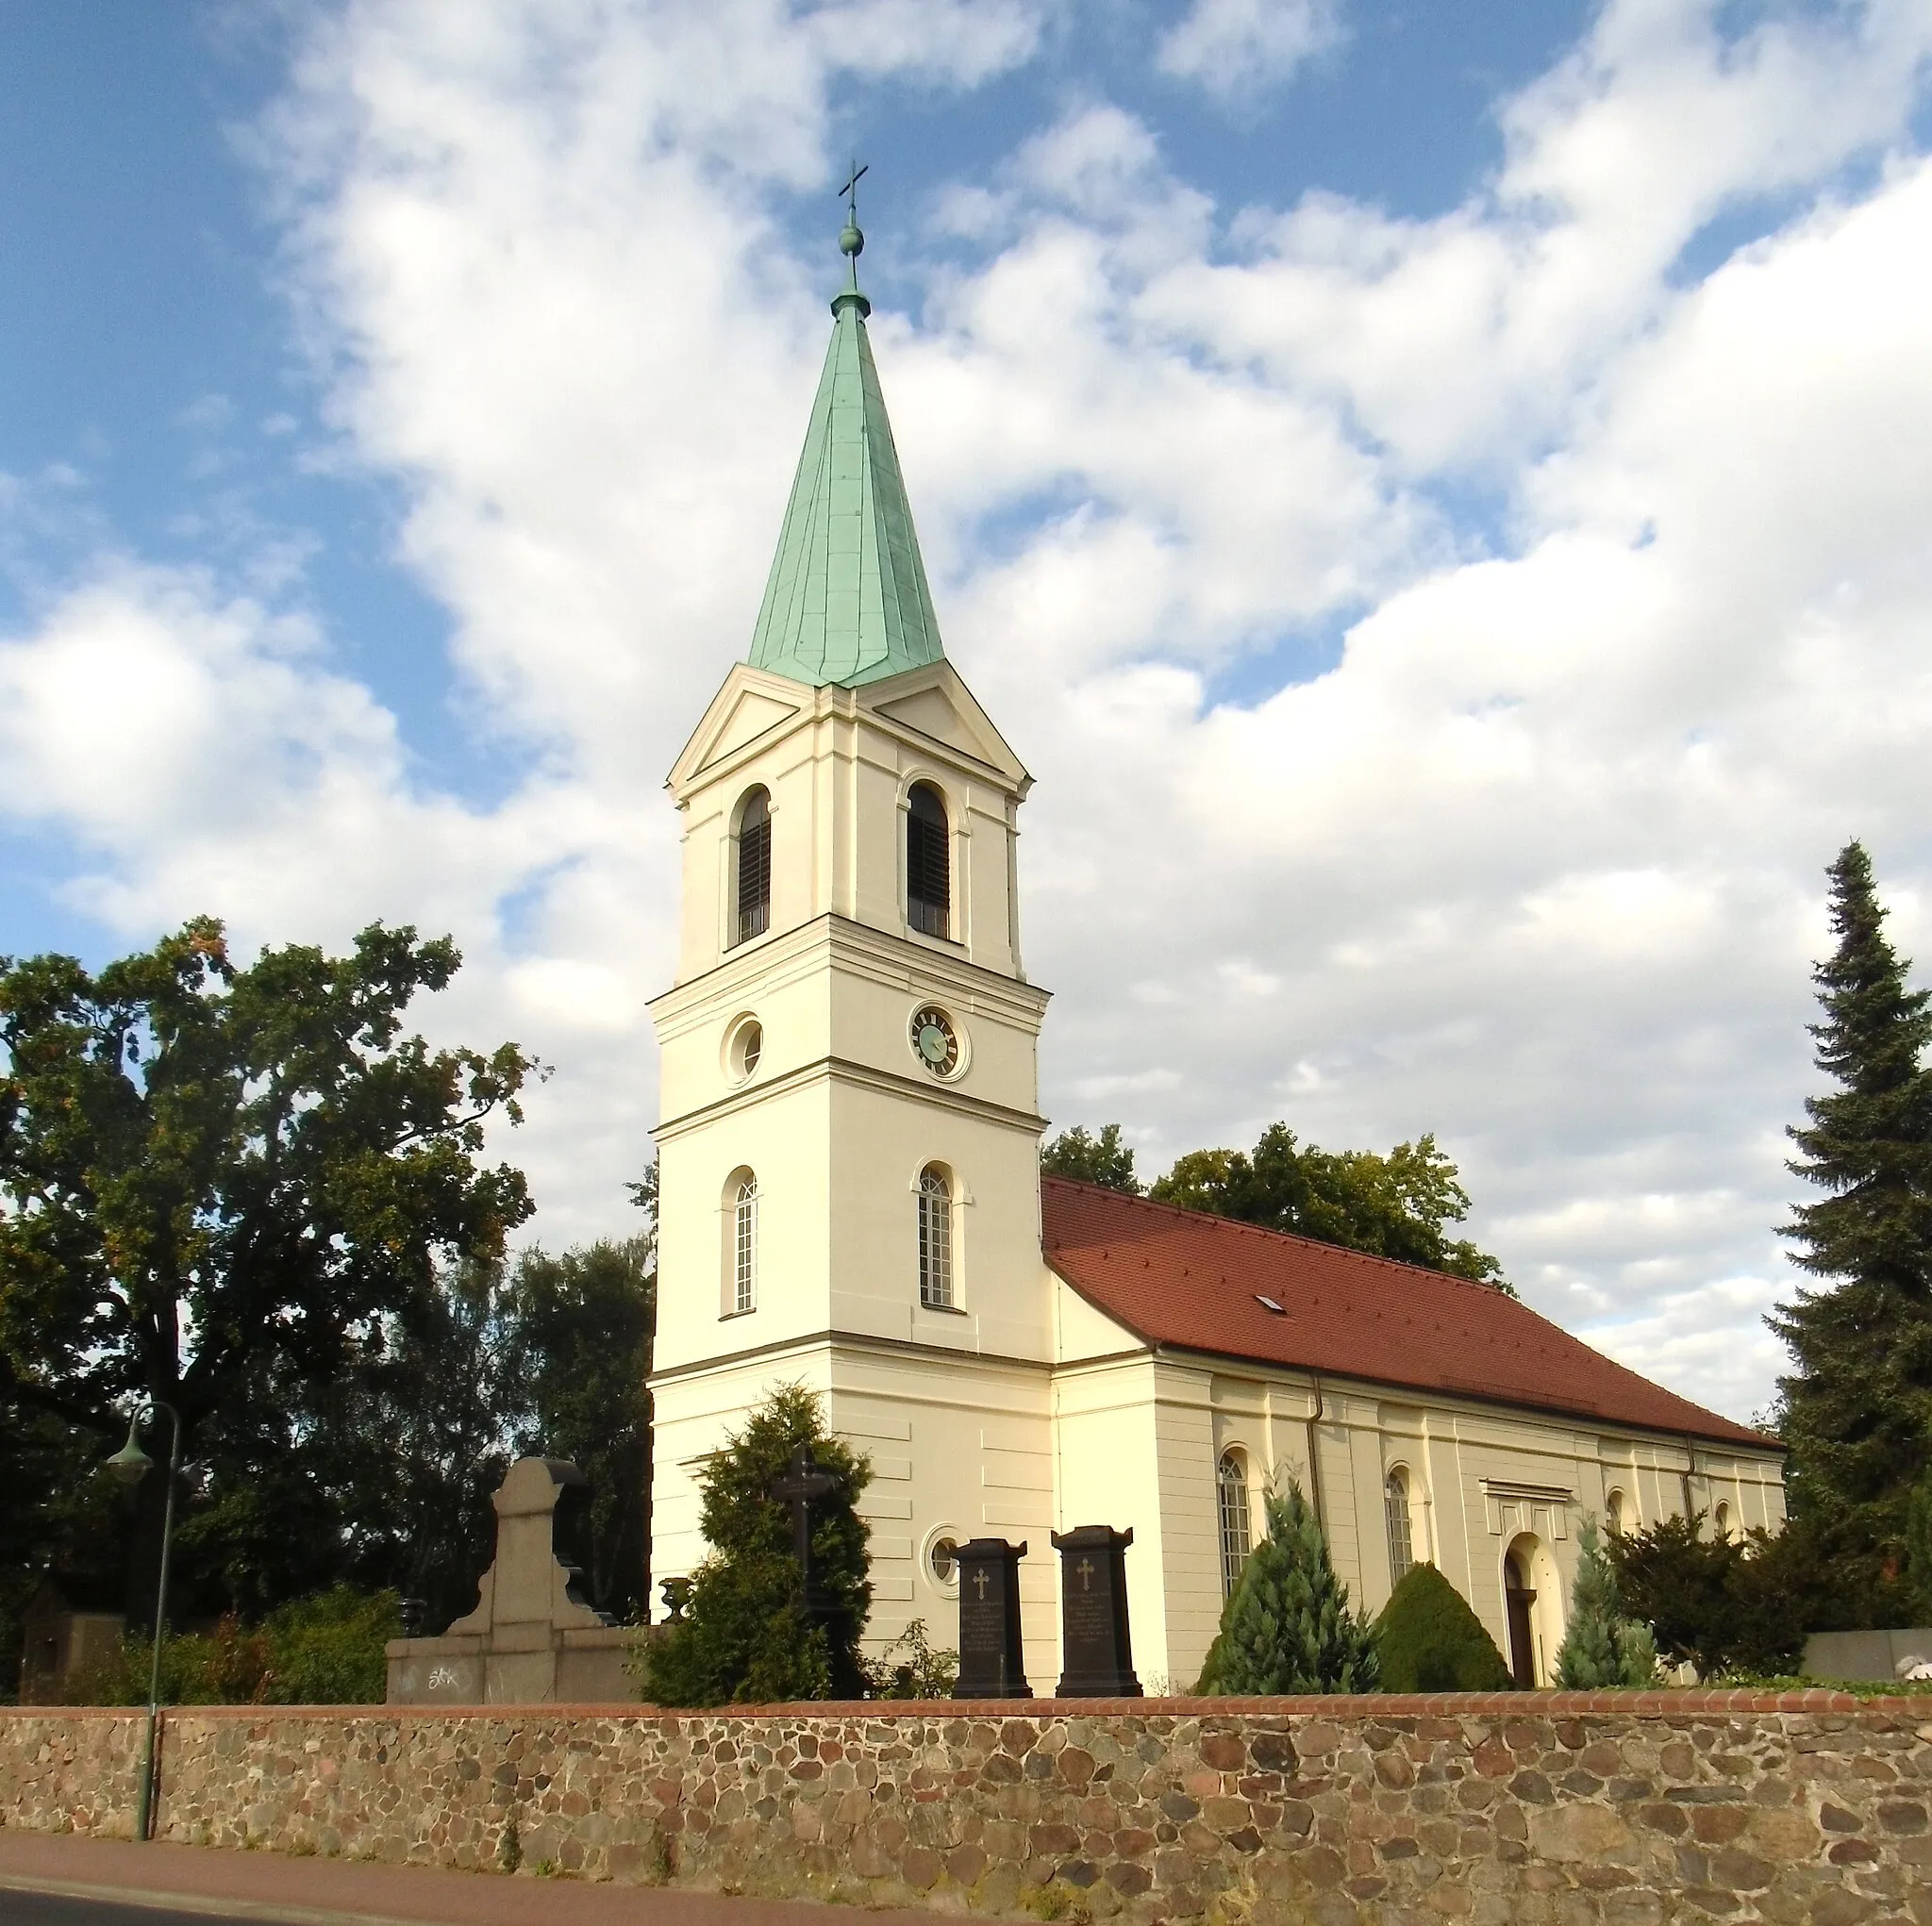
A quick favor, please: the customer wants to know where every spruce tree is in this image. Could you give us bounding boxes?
[1195,1481,1379,1695]
[635,1386,871,1705]
[1771,841,1932,1581]
[1554,1516,1658,1689]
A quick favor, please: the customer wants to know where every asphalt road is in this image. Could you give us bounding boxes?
[0,1894,300,1926]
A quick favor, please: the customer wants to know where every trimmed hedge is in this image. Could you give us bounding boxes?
[1374,1561,1514,1692]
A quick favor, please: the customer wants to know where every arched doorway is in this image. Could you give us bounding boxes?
[1504,1534,1560,1687]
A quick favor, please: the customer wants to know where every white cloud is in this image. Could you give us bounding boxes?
[1156,0,1341,99]
[7,0,1932,1429]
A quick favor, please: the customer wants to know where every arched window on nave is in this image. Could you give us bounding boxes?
[1217,1452,1252,1597]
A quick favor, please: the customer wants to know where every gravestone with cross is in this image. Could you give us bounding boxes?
[770,1444,841,1610]
[953,1537,1031,1699]
[1050,1524,1142,1697]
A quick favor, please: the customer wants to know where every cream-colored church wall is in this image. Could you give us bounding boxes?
[824,1343,1057,1684]
[652,1075,833,1377]
[649,1340,838,1591]
[1051,1275,1142,1364]
[818,922,1045,1119]
[1051,1354,1173,1690]
[665,665,1029,988]
[1124,1350,1786,1688]
[1150,1365,1223,1689]
[674,702,818,985]
[825,1078,1049,1359]
[653,1337,1062,1678]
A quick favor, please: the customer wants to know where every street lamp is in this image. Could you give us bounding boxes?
[108,1401,182,1844]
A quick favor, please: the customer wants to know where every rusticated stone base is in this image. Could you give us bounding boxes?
[4,1692,1928,1925]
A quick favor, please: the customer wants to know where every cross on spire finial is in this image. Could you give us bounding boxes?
[837,160,868,292]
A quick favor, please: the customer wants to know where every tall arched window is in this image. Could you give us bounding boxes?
[1217,1453,1252,1597]
[734,788,771,946]
[1606,1488,1632,1536]
[732,1173,758,1313]
[907,784,950,939]
[1385,1469,1415,1584]
[1714,1500,1736,1544]
[918,1165,954,1307]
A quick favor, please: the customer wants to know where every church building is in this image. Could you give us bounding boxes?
[646,214,1785,1694]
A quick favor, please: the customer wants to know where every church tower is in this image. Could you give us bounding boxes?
[648,206,1057,1666]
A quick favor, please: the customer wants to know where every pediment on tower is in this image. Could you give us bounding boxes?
[667,665,808,793]
[862,660,1031,796]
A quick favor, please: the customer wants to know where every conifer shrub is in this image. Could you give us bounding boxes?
[1554,1517,1659,1689]
[1373,1561,1514,1693]
[1774,839,1932,1609]
[632,1385,871,1706]
[1195,1480,1379,1695]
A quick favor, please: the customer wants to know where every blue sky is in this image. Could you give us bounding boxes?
[5,0,1932,1422]
[2,0,1600,801]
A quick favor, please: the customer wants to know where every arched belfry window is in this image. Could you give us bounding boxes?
[907,784,950,939]
[1217,1453,1252,1597]
[732,1172,758,1314]
[1385,1469,1415,1584]
[734,788,771,946]
[918,1165,954,1308]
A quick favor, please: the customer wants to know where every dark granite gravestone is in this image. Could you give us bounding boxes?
[1051,1524,1142,1698]
[953,1537,1031,1699]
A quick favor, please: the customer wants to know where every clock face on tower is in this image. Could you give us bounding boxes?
[909,1005,960,1077]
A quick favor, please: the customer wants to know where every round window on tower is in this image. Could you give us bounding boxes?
[908,1004,963,1078]
[724,1015,763,1084]
[925,1531,960,1589]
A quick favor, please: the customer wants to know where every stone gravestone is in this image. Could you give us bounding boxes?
[953,1537,1030,1699]
[1051,1524,1142,1698]
[385,1457,636,1705]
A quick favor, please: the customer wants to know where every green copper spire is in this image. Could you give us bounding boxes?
[746,178,946,689]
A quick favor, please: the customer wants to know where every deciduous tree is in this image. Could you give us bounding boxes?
[0,918,536,1629]
[1150,1123,1511,1290]
[1041,1124,1142,1193]
[497,1236,655,1620]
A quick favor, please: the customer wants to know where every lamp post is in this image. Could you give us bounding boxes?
[107,1401,182,1843]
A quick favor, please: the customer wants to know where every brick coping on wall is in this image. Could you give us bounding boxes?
[5,1687,1917,1718]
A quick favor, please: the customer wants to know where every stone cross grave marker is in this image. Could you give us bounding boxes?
[770,1444,840,1607]
[1050,1523,1142,1697]
[953,1537,1031,1699]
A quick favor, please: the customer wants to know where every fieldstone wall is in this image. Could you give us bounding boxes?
[5,1693,1929,1925]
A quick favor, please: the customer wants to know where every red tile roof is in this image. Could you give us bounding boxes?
[1040,1176,1774,1451]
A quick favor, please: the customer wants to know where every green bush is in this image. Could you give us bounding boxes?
[1609,1512,1813,1677]
[68,1615,271,1706]
[64,1588,398,1706]
[1374,1563,1513,1693]
[260,1586,400,1703]
[861,1617,959,1699]
[1196,1481,1379,1695]
[632,1385,872,1705]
